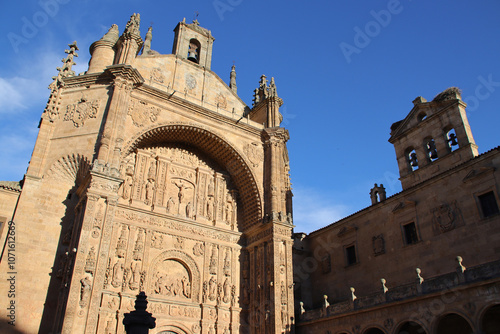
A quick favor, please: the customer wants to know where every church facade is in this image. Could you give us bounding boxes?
[0,14,499,334]
[0,15,294,334]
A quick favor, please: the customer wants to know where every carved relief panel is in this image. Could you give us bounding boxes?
[118,144,240,230]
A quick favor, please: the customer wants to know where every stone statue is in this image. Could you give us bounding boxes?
[111,259,124,288]
[166,197,175,214]
[209,277,217,301]
[80,275,92,307]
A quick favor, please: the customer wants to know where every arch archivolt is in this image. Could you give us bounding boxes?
[148,249,201,303]
[120,123,262,230]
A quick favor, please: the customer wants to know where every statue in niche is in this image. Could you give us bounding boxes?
[166,197,175,214]
[209,245,218,275]
[154,272,165,295]
[111,258,124,288]
[207,178,215,197]
[182,276,191,298]
[206,197,214,221]
[186,201,193,219]
[80,275,92,307]
[122,166,134,200]
[223,278,230,303]
[208,277,217,301]
[129,261,140,290]
[223,249,231,276]
[144,179,155,205]
[225,201,233,224]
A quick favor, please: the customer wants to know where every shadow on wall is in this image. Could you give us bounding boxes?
[0,318,28,334]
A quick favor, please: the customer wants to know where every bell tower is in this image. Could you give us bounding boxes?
[389,87,479,190]
[172,18,215,69]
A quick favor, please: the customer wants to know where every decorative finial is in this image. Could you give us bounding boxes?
[229,64,237,94]
[101,24,119,43]
[125,13,141,35]
[416,268,424,284]
[143,26,153,54]
[381,278,388,293]
[123,292,156,332]
[323,294,329,308]
[456,256,466,273]
[350,287,357,301]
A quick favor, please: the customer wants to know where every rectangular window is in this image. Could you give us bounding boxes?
[345,245,357,266]
[479,191,500,218]
[403,222,419,245]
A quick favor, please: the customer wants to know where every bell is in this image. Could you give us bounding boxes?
[430,150,438,160]
[448,133,458,146]
[187,50,198,62]
[410,153,419,167]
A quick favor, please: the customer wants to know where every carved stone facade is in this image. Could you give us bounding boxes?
[0,16,293,334]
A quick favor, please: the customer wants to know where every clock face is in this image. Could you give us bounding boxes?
[186,74,197,90]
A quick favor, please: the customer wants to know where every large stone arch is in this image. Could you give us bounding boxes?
[148,249,201,303]
[123,124,262,230]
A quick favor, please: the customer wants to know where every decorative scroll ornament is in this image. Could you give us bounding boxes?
[64,96,100,127]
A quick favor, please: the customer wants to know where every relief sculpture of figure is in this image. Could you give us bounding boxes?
[144,179,155,205]
[122,172,133,200]
[80,275,92,307]
[172,180,191,204]
[166,197,175,214]
[182,275,191,298]
[111,259,124,288]
[209,276,217,301]
[186,201,193,219]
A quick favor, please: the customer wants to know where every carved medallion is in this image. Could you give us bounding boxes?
[244,142,263,167]
[150,67,164,83]
[64,97,100,127]
[185,74,197,90]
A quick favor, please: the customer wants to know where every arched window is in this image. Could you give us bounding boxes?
[424,138,438,161]
[363,328,385,334]
[446,128,459,152]
[187,39,201,63]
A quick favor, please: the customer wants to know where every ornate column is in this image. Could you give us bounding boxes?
[96,65,143,170]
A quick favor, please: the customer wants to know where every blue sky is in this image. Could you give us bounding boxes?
[1,0,499,233]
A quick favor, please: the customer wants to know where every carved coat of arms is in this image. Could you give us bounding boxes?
[128,100,160,127]
[431,203,455,232]
[244,142,263,167]
[64,97,100,127]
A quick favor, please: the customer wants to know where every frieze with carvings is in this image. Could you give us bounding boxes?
[128,99,161,127]
[114,208,240,243]
[64,96,100,127]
